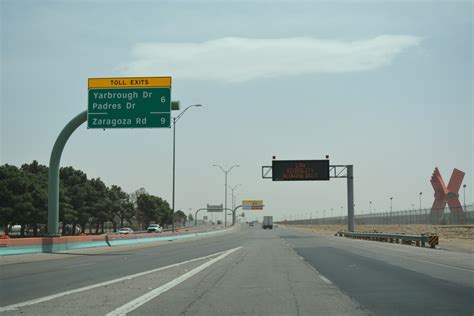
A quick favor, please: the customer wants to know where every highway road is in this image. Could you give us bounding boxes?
[1,225,473,315]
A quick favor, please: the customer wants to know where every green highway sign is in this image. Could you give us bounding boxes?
[87,77,172,129]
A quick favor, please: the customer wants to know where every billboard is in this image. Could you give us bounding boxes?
[272,160,329,181]
[242,200,264,210]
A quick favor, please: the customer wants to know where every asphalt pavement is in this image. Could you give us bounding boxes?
[279,226,474,316]
[1,224,473,315]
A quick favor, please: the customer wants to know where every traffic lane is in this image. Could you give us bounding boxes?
[1,228,246,305]
[131,227,369,316]
[1,253,225,315]
[0,227,247,306]
[279,226,474,287]
[278,228,474,316]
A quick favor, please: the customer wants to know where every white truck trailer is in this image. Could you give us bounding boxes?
[262,216,273,229]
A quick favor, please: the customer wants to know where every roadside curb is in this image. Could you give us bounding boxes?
[0,226,234,256]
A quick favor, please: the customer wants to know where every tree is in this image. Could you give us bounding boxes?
[20,161,48,236]
[86,178,109,234]
[136,193,158,228]
[174,210,187,226]
[108,185,134,230]
[60,167,89,234]
[0,163,47,236]
[1,162,173,237]
[0,164,22,234]
[188,213,194,221]
[154,196,171,226]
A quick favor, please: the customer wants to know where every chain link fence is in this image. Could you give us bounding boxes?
[284,204,474,226]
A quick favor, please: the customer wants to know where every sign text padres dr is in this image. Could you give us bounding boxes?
[88,77,172,129]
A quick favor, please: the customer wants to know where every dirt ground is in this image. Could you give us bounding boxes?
[284,224,473,253]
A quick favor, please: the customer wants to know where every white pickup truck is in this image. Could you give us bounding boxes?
[146,224,163,233]
[262,216,273,229]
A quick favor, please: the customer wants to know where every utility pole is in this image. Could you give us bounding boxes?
[463,184,467,209]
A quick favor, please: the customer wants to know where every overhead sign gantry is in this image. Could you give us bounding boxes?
[262,158,355,232]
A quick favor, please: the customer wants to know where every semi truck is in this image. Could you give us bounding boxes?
[262,216,273,229]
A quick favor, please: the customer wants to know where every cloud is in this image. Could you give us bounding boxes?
[119,36,421,82]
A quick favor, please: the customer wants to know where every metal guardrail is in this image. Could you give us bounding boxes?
[336,231,439,248]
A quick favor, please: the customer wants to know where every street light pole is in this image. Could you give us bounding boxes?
[171,104,202,232]
[463,184,467,209]
[390,197,394,225]
[419,192,422,211]
[213,164,240,227]
[340,206,343,225]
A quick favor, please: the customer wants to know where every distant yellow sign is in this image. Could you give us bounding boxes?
[88,77,171,89]
[242,200,264,210]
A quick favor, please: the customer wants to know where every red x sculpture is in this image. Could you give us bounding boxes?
[430,167,465,218]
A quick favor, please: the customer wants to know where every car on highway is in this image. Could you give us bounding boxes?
[147,224,163,233]
[118,227,133,234]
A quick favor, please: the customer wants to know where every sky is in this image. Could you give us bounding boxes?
[1,0,472,222]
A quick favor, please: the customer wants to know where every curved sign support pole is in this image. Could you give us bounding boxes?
[194,208,207,226]
[232,205,243,226]
[47,111,87,236]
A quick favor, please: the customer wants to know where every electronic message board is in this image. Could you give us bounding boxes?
[272,160,330,181]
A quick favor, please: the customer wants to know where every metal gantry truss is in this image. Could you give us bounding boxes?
[262,166,272,179]
[329,165,351,178]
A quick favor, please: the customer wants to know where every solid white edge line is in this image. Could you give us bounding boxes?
[352,245,474,273]
[319,275,333,285]
[0,248,236,312]
[106,246,241,316]
[65,262,96,269]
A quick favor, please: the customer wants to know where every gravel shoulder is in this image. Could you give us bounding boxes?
[283,224,473,254]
